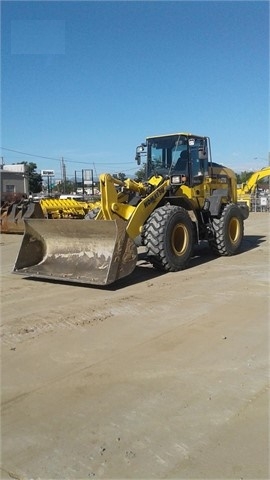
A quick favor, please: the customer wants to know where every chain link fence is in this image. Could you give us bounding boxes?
[250,192,270,212]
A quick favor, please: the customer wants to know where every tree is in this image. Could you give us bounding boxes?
[113,172,127,182]
[55,180,75,194]
[236,171,255,185]
[19,162,43,193]
[134,163,147,182]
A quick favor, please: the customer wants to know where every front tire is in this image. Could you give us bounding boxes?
[143,205,194,272]
[209,203,244,256]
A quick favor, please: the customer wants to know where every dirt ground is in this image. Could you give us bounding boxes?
[1,212,269,480]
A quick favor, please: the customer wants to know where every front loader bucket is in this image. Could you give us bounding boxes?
[0,203,21,233]
[13,218,138,286]
[0,202,44,234]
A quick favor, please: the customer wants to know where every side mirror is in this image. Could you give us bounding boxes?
[135,153,141,165]
[135,143,146,165]
[198,148,208,160]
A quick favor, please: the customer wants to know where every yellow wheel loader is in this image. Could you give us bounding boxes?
[13,133,249,286]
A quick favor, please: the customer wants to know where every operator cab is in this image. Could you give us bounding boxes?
[135,133,209,186]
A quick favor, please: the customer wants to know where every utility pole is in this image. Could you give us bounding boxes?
[61,157,66,193]
[74,170,77,193]
[91,168,94,195]
[60,159,63,182]
[82,169,85,199]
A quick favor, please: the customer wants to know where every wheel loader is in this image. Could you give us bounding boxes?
[13,133,249,285]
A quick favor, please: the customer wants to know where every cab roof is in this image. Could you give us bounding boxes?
[146,132,206,140]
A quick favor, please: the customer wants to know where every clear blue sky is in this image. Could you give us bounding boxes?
[1,0,269,180]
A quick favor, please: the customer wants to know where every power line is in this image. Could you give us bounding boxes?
[0,146,60,161]
[0,146,135,165]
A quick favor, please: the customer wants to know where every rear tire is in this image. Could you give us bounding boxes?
[209,203,244,256]
[143,205,194,272]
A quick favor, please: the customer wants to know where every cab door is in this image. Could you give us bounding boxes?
[188,137,209,206]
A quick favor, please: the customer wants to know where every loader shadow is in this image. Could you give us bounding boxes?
[110,234,267,289]
[240,234,267,251]
[24,234,266,290]
[109,234,267,290]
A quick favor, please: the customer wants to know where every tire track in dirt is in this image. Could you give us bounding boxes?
[1,294,140,346]
[1,308,113,345]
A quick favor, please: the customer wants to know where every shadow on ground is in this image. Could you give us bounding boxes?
[112,234,266,290]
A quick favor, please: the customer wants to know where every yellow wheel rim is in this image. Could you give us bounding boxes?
[172,223,188,255]
[229,217,240,244]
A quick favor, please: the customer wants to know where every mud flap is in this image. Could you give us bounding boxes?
[13,218,138,285]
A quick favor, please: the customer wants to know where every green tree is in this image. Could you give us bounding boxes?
[56,180,75,194]
[134,163,147,182]
[113,172,127,182]
[19,162,43,193]
[236,171,255,184]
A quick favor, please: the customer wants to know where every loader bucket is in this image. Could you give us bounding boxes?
[13,218,138,286]
[0,203,20,233]
[0,202,44,234]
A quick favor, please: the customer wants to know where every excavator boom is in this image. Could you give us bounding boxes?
[237,167,270,208]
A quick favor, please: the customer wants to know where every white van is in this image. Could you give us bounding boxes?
[59,194,84,201]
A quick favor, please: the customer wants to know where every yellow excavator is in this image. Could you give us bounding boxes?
[13,133,249,286]
[237,166,270,208]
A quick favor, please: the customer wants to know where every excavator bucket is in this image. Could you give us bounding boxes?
[13,218,138,286]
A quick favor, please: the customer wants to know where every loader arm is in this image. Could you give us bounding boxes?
[96,173,170,239]
[125,179,170,239]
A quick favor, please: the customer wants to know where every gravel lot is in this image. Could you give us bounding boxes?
[1,212,269,479]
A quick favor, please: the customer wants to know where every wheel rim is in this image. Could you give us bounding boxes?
[172,223,188,255]
[229,217,240,244]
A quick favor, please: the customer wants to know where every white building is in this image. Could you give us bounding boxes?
[0,164,29,202]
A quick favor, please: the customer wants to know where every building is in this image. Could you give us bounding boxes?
[0,164,29,203]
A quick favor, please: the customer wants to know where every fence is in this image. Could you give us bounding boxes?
[250,193,270,212]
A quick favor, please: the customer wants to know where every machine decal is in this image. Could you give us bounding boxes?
[144,187,165,208]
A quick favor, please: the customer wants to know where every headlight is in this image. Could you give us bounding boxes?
[171,175,186,185]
